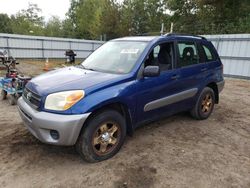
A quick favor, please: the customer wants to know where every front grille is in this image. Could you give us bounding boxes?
[23,87,41,109]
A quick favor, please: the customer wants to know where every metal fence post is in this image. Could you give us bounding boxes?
[69,41,72,50]
[42,39,45,59]
[216,37,221,51]
[92,42,94,53]
[6,37,10,55]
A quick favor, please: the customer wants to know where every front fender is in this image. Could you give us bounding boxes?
[72,80,137,118]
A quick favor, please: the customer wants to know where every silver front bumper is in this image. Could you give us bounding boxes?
[17,97,90,146]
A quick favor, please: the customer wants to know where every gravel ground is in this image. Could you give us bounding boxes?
[0,62,249,188]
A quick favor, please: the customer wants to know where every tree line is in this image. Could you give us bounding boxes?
[0,0,249,40]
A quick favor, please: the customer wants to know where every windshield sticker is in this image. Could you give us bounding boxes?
[121,49,140,54]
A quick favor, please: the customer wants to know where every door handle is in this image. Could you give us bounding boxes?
[171,75,179,80]
[201,67,207,72]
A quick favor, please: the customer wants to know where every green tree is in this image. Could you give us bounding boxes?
[64,0,79,38]
[0,14,13,33]
[2,0,250,38]
[20,3,44,26]
[61,18,77,38]
[44,16,63,37]
[10,3,44,36]
[70,0,103,39]
[99,0,121,40]
[167,0,200,34]
[167,0,250,34]
[199,0,250,33]
[120,0,170,36]
[66,0,122,39]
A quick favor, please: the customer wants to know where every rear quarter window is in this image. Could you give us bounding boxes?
[202,44,216,62]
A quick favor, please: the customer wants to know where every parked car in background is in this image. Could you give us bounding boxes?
[17,34,224,162]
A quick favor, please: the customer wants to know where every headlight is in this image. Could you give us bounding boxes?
[45,90,84,111]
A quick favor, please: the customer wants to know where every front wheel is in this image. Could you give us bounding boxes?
[191,87,215,120]
[76,110,126,163]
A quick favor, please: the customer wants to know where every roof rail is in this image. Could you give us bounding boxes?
[164,33,207,40]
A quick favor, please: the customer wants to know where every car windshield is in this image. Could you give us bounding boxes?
[81,41,148,74]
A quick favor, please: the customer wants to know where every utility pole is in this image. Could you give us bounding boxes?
[160,23,164,35]
[170,22,174,33]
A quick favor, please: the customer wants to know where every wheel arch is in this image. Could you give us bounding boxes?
[206,82,219,104]
[82,102,134,137]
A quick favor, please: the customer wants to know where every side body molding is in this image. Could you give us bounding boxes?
[144,88,198,112]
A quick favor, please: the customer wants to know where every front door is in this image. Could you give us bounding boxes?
[135,42,183,125]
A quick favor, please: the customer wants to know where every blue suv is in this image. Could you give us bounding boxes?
[17,34,224,162]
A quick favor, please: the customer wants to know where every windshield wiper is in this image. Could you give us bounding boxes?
[77,64,96,71]
[77,64,86,69]
[86,68,95,71]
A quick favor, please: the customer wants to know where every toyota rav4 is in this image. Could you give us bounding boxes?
[17,34,225,162]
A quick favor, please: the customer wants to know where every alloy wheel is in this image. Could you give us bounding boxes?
[201,93,213,113]
[92,122,120,156]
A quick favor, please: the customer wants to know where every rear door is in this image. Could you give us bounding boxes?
[174,39,209,108]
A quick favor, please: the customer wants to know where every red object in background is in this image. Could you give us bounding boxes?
[10,72,17,78]
[6,71,18,78]
[0,66,5,70]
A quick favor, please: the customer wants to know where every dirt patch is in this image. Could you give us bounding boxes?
[0,59,80,77]
[114,165,157,188]
[0,63,250,188]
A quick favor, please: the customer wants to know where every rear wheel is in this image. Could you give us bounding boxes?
[191,87,215,120]
[0,90,7,100]
[76,110,126,163]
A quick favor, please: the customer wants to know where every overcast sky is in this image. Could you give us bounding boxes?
[0,0,70,21]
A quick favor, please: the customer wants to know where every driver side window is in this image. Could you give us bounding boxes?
[144,42,174,72]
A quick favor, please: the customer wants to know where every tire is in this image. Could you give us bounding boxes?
[76,110,126,163]
[0,89,7,100]
[191,87,215,120]
[8,94,17,105]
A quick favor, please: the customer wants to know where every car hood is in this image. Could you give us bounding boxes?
[26,66,121,95]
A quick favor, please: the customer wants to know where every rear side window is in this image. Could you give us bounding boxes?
[202,44,215,61]
[177,41,199,67]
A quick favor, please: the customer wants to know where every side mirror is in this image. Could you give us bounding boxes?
[143,66,160,77]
